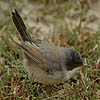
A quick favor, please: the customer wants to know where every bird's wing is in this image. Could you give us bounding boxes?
[16,41,62,72]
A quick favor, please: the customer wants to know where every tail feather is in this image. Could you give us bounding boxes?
[11,9,33,42]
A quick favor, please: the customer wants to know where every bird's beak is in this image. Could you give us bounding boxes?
[83,63,90,67]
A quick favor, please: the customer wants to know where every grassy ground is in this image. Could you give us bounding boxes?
[0,0,100,100]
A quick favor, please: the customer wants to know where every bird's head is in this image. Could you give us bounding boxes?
[65,48,83,71]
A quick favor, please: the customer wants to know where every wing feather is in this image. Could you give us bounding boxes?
[15,42,52,71]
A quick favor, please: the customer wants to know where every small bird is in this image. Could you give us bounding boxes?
[11,9,85,85]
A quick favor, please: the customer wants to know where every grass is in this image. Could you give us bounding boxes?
[0,0,100,100]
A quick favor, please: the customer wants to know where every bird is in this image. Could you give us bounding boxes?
[11,9,86,85]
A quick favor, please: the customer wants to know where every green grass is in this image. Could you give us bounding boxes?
[0,0,100,100]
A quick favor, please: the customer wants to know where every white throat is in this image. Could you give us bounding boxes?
[64,67,81,80]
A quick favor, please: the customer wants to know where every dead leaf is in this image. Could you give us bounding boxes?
[96,58,100,69]
[0,64,3,75]
[96,90,100,99]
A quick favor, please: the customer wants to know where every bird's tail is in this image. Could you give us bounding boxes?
[11,9,33,42]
